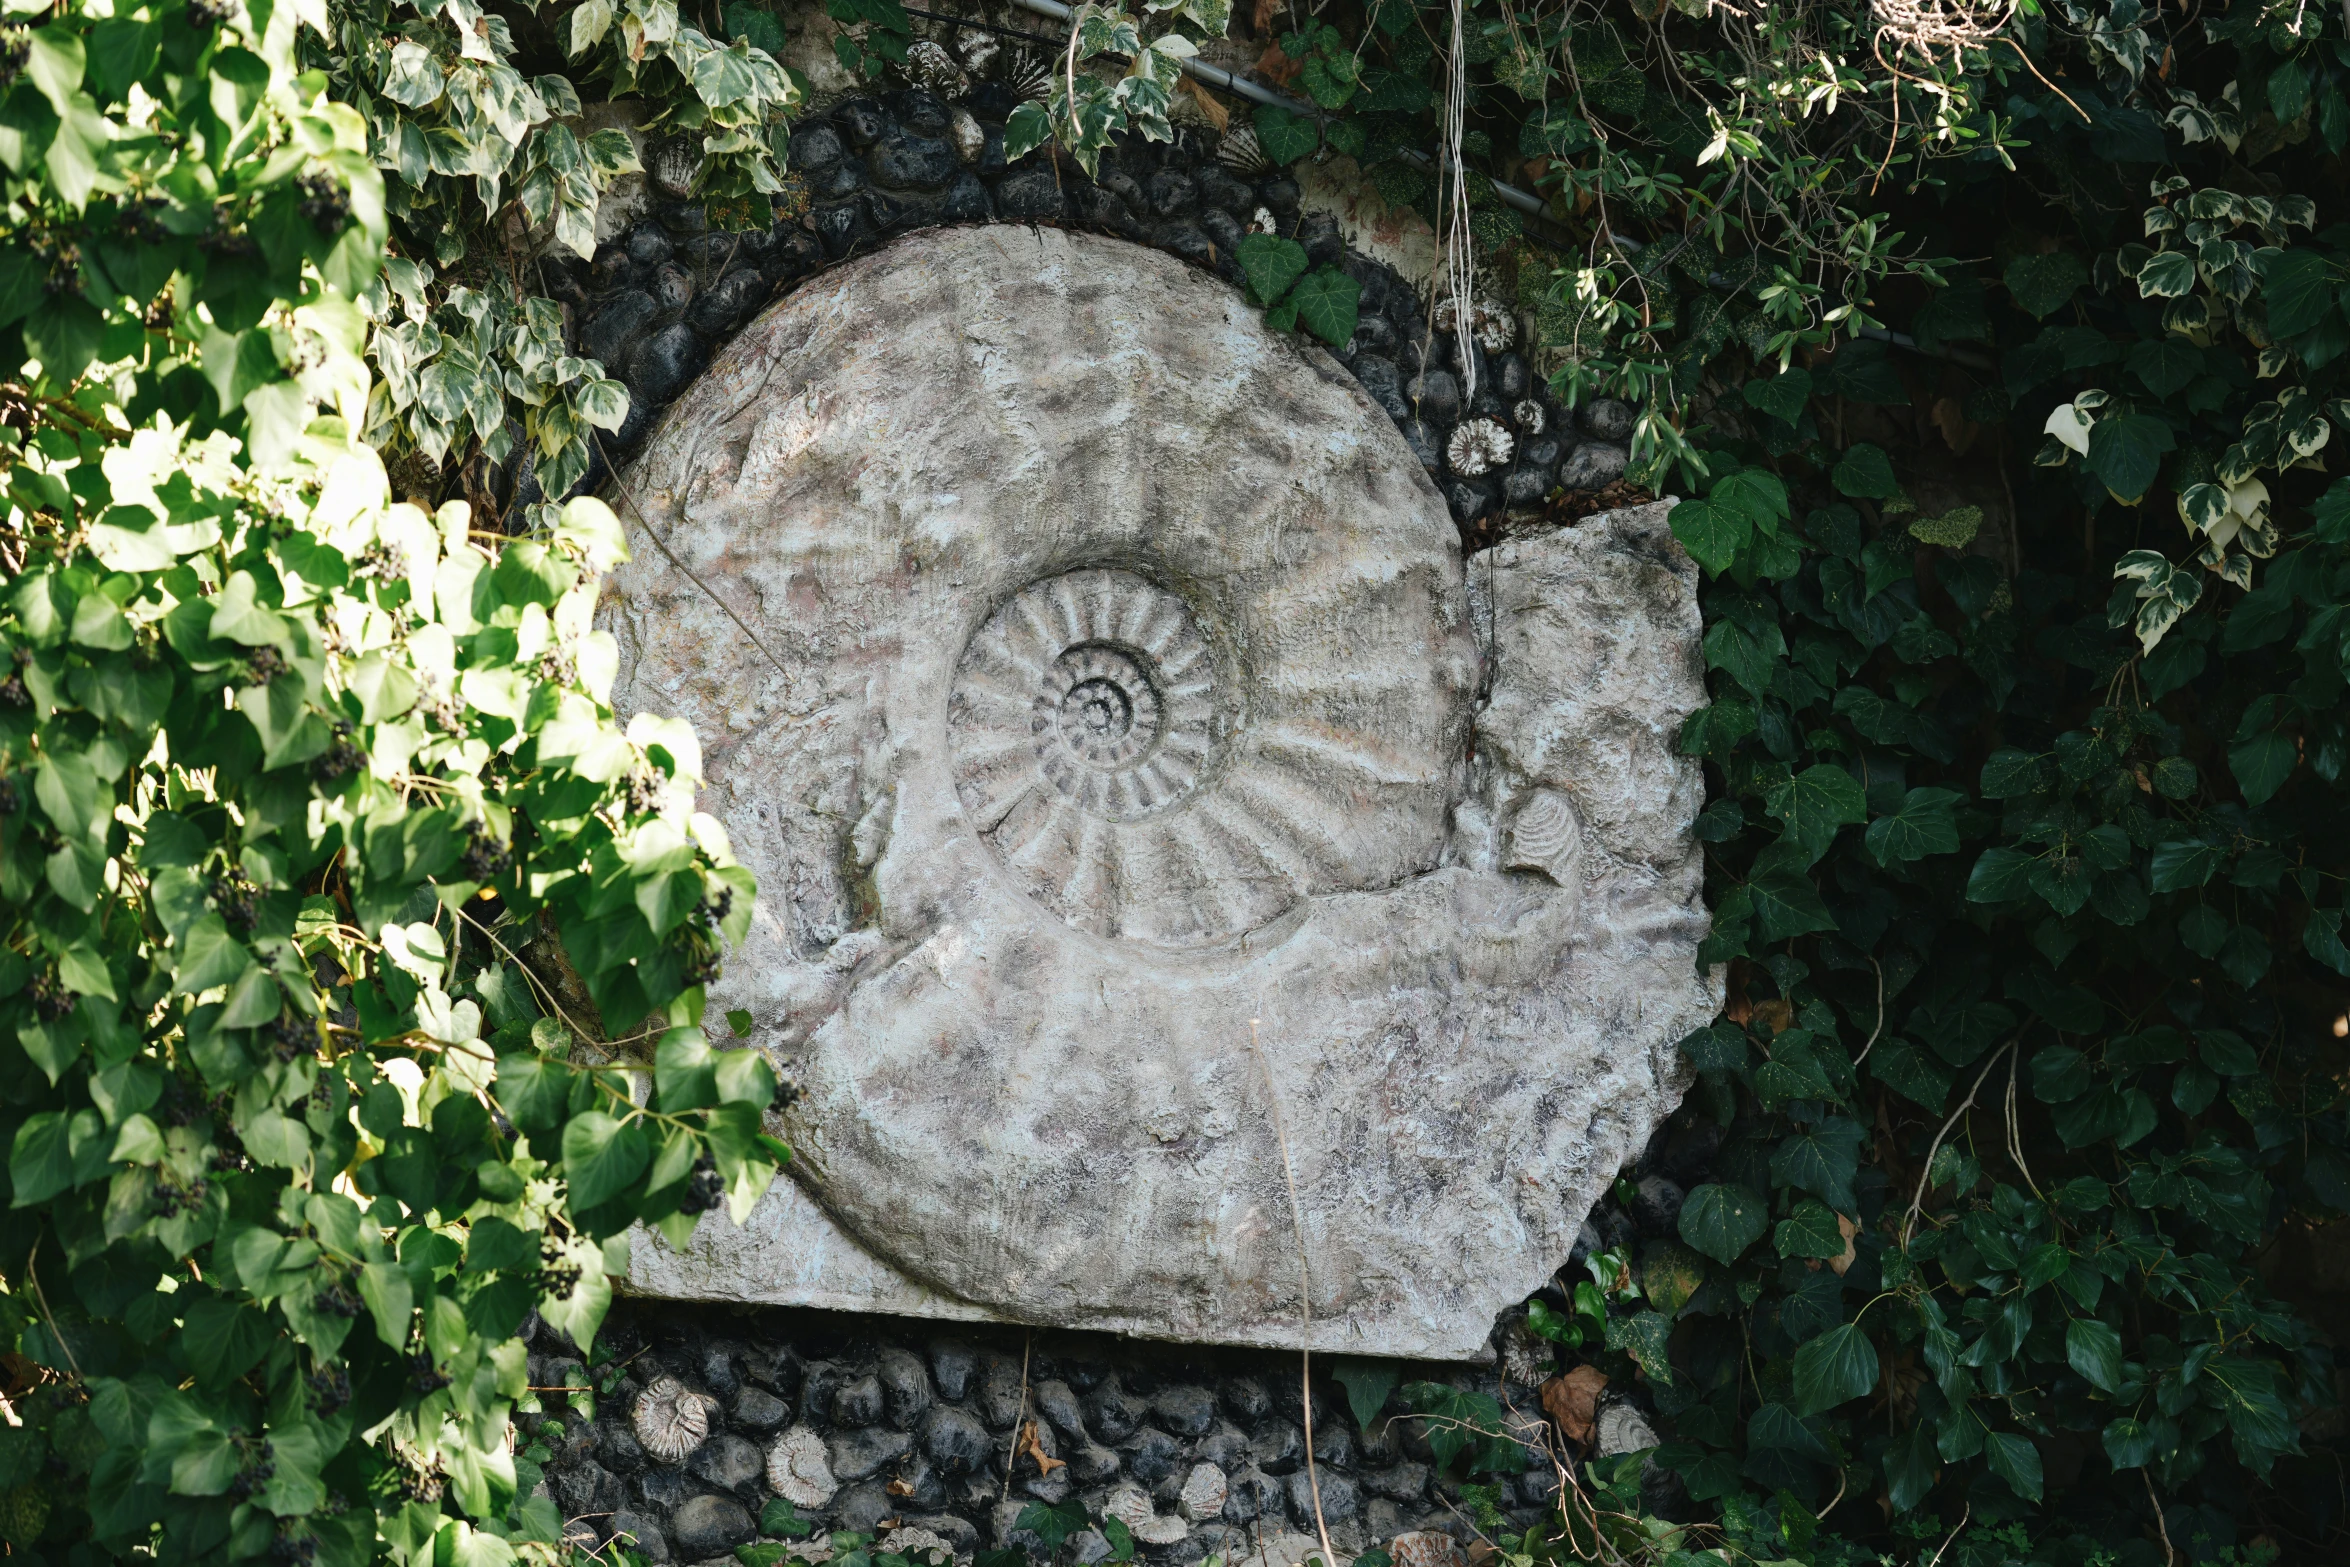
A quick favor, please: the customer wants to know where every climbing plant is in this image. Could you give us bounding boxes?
[1223,0,2350,1559]
[0,1,781,1561]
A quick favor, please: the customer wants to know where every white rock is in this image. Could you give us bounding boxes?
[1178,1462,1228,1521]
[880,1526,958,1565]
[1103,1484,1189,1546]
[1229,1529,1349,1567]
[1388,1533,1464,1567]
[610,228,1717,1359]
[766,1425,837,1506]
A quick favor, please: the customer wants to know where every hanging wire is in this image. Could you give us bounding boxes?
[1439,0,1477,405]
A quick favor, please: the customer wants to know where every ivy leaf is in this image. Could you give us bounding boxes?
[1252,103,1319,164]
[2261,249,2339,338]
[1983,1430,2044,1501]
[2230,730,2295,804]
[2067,1318,2125,1393]
[562,1111,651,1210]
[1864,786,1963,865]
[1966,846,2037,903]
[1668,498,1747,576]
[2149,838,2224,891]
[2103,1417,2160,1470]
[1789,1323,1879,1415]
[1743,369,1813,425]
[1287,267,1361,348]
[1764,764,1867,861]
[1603,1309,1676,1387]
[1771,1118,1864,1210]
[1235,234,1307,308]
[2084,413,2175,502]
[1775,1198,1848,1260]
[1002,101,1052,162]
[1677,1182,1769,1265]
[1830,443,1897,499]
[1748,839,1838,939]
[1331,1359,1400,1434]
[2005,251,2088,319]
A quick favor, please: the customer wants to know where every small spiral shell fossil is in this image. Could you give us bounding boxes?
[1506,787,1583,889]
[903,38,969,97]
[632,1376,714,1465]
[1512,399,1546,434]
[1434,295,1518,353]
[1447,418,1515,477]
[766,1425,837,1506]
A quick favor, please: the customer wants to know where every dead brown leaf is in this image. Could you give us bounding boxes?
[1751,998,1794,1035]
[1178,76,1231,133]
[1540,1364,1608,1446]
[1828,1212,1860,1276]
[1014,1420,1065,1477]
[1931,394,1979,454]
[1254,41,1303,88]
[1251,0,1279,34]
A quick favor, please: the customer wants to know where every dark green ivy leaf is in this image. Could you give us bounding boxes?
[1678,1181,1769,1265]
[1789,1322,1878,1415]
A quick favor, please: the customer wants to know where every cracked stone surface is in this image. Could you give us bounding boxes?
[605,225,1716,1358]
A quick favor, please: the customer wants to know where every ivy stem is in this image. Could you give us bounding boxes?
[1901,1037,2021,1245]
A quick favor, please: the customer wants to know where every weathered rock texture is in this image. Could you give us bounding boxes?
[605,225,1716,1359]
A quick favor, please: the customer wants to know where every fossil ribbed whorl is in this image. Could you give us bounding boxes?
[606,228,1715,1357]
[632,1376,712,1464]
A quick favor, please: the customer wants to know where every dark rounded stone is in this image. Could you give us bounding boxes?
[682,230,753,273]
[1630,1174,1686,1236]
[1223,1466,1278,1524]
[626,225,673,268]
[1558,440,1629,491]
[691,1431,765,1490]
[863,186,948,232]
[870,130,959,191]
[1565,1218,1604,1271]
[878,1347,934,1428]
[1035,1379,1088,1440]
[1221,1379,1271,1424]
[554,1459,623,1522]
[833,1373,885,1428]
[1363,1462,1430,1501]
[1144,169,1198,218]
[1152,1386,1217,1438]
[810,199,875,259]
[658,202,709,237]
[671,1494,754,1556]
[812,158,867,201]
[888,88,952,138]
[1287,1470,1358,1525]
[1445,476,1499,524]
[763,227,824,285]
[992,168,1066,221]
[1197,207,1245,265]
[1346,314,1398,359]
[732,1385,791,1435]
[1249,1422,1302,1476]
[583,290,659,369]
[788,123,846,170]
[1100,170,1147,210]
[589,243,639,294]
[1069,183,1138,235]
[919,1405,992,1474]
[1194,1424,1248,1472]
[622,322,707,411]
[1405,369,1460,427]
[836,1482,896,1534]
[977,122,1007,176]
[600,1416,647,1473]
[1343,253,1391,313]
[1194,165,1253,214]
[1296,211,1343,266]
[636,1463,691,1511]
[943,171,993,223]
[834,97,890,148]
[1441,333,1488,387]
[964,81,1018,120]
[611,1509,670,1563]
[829,1426,913,1480]
[1397,417,1441,473]
[686,266,768,336]
[977,1355,1027,1428]
[1503,466,1554,509]
[1121,1426,1183,1484]
[1521,435,1564,470]
[1068,1441,1121,1483]
[930,1340,977,1402]
[1256,176,1301,217]
[1661,1121,1724,1185]
[896,1454,948,1510]
[649,261,695,312]
[1580,397,1637,442]
[1494,352,1531,401]
[1311,1419,1355,1469]
[1086,1380,1143,1444]
[1150,222,1216,268]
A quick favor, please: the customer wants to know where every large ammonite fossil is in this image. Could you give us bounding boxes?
[603,226,1716,1358]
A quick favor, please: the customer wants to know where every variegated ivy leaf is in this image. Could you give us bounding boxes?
[2177,482,2230,535]
[2136,249,2195,297]
[2044,402,2093,457]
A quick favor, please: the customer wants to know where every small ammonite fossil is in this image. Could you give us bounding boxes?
[632,1375,715,1464]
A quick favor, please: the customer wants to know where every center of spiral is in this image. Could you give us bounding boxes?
[1049,646,1161,771]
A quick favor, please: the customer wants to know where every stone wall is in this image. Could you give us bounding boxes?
[526,77,1642,540]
